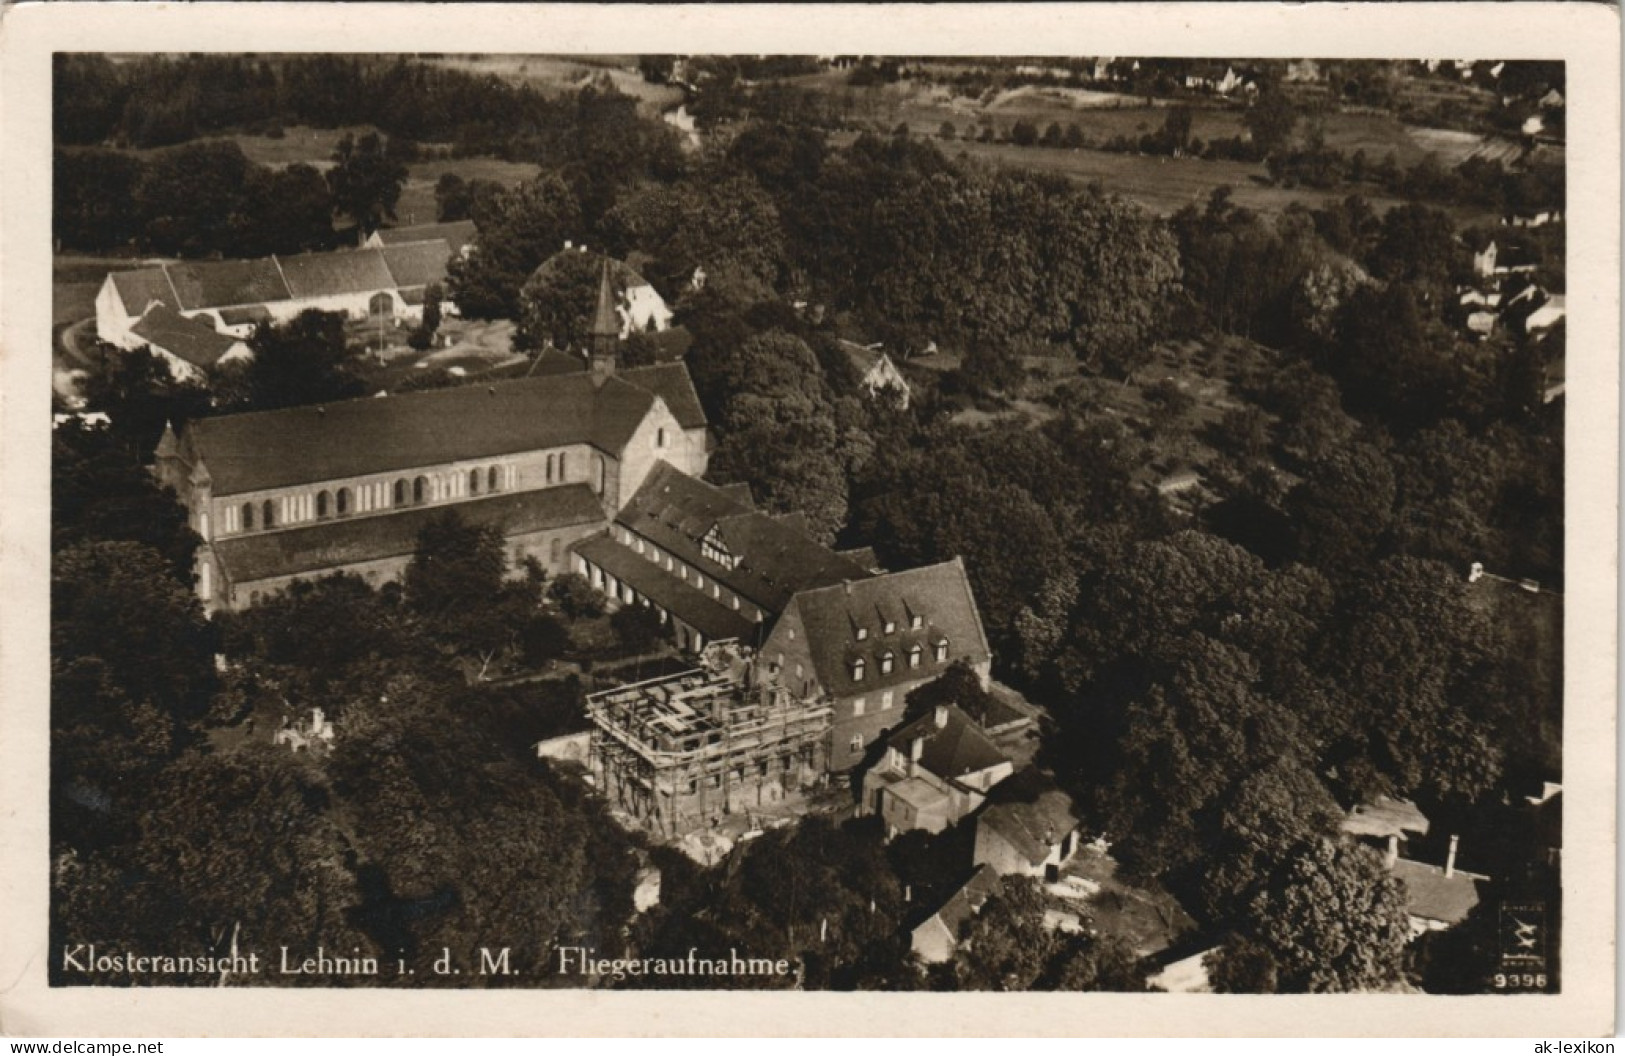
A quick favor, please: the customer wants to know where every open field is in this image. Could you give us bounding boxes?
[925,138,1500,226]
[395,156,539,227]
[829,77,1508,166]
[421,55,682,113]
[53,252,154,328]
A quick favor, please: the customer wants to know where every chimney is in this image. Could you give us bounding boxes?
[1385,834,1398,869]
[933,705,948,729]
[910,736,924,764]
[1445,834,1459,878]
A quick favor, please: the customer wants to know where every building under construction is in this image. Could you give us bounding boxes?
[586,648,832,836]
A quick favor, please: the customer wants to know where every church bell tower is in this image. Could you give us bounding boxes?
[589,259,619,378]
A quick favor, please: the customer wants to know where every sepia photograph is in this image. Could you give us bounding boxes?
[2,1,1617,1040]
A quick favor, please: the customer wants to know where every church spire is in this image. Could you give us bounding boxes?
[589,258,619,377]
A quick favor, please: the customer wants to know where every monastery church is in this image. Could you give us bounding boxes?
[154,265,990,772]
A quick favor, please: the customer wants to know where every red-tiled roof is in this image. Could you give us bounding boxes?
[182,370,677,496]
[532,347,588,376]
[573,532,760,643]
[214,484,604,585]
[130,305,248,370]
[884,704,1009,783]
[787,558,991,699]
[1342,797,1431,840]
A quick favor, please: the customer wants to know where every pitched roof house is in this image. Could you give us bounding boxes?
[973,767,1083,879]
[364,219,478,251]
[844,343,912,409]
[910,865,1002,964]
[128,304,253,381]
[765,559,993,771]
[572,460,873,654]
[861,703,1013,837]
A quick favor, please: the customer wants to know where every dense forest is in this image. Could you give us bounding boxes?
[52,54,1563,992]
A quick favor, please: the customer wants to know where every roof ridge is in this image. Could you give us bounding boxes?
[160,264,183,311]
[269,254,292,300]
[191,368,599,435]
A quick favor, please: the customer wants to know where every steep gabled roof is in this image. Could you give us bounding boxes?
[619,363,707,430]
[925,864,1002,939]
[278,247,395,300]
[884,704,1009,783]
[130,304,248,370]
[788,558,992,699]
[166,258,291,312]
[182,368,687,496]
[977,768,1081,867]
[214,484,604,585]
[614,463,870,614]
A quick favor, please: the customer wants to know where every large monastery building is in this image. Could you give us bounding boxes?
[150,264,991,779]
[155,359,708,611]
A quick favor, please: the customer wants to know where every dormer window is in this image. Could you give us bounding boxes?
[910,614,923,630]
[908,644,923,669]
[855,626,868,642]
[880,651,895,675]
[883,619,896,635]
[851,658,866,682]
[934,639,949,663]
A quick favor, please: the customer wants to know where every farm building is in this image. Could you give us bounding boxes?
[127,304,253,382]
[96,238,462,350]
[364,219,477,252]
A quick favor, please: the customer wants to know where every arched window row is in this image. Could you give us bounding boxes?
[222,464,516,536]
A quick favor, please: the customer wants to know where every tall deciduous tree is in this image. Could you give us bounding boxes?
[134,140,255,257]
[448,173,582,320]
[245,310,364,412]
[1232,837,1409,992]
[326,132,408,238]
